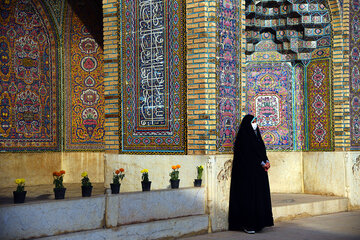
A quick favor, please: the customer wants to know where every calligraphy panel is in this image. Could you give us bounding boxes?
[121,0,186,153]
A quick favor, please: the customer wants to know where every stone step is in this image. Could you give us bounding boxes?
[272,193,349,222]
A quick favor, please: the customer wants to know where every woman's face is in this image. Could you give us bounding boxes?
[251,117,258,130]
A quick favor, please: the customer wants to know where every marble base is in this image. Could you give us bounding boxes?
[0,196,105,240]
[106,187,205,227]
[0,187,206,240]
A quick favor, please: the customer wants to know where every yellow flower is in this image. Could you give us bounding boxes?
[20,178,25,184]
[81,171,88,177]
[15,179,21,184]
[141,169,149,173]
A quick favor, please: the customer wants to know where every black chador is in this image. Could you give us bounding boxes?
[228,114,274,232]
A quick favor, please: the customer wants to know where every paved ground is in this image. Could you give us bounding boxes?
[181,211,360,240]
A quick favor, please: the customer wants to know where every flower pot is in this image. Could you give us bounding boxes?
[110,183,120,194]
[194,179,202,187]
[82,186,93,197]
[13,191,26,204]
[170,179,180,189]
[141,181,151,191]
[54,188,66,200]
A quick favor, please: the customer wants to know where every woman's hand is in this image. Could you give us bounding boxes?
[265,162,270,170]
[262,164,268,172]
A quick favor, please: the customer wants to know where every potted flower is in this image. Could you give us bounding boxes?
[141,169,151,191]
[81,171,93,197]
[13,178,26,204]
[194,165,204,187]
[111,168,125,194]
[53,170,66,199]
[169,164,181,189]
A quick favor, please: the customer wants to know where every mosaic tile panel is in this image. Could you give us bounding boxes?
[64,3,105,150]
[245,62,293,150]
[350,1,360,149]
[216,0,241,153]
[293,63,305,150]
[120,0,186,153]
[307,59,333,151]
[0,0,59,151]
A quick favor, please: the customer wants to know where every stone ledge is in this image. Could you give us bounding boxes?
[39,215,209,240]
[273,197,348,222]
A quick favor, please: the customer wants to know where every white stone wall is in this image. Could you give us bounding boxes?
[303,152,347,196]
[347,152,360,208]
[303,151,360,208]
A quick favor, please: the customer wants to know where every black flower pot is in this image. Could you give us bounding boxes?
[82,186,93,197]
[13,191,26,204]
[194,179,202,187]
[141,181,151,191]
[110,183,120,194]
[170,179,180,189]
[54,188,66,200]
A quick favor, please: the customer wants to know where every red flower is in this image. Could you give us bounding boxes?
[119,168,124,172]
[115,169,120,175]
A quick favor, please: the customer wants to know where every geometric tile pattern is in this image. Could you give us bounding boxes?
[350,1,360,149]
[0,0,59,151]
[216,0,241,153]
[307,59,333,151]
[64,3,105,150]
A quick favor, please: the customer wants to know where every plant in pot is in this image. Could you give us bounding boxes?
[13,178,26,204]
[194,165,204,187]
[141,169,151,191]
[111,168,125,194]
[169,165,181,189]
[53,170,66,199]
[81,171,93,197]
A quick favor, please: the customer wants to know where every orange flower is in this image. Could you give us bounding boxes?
[115,169,120,175]
[176,164,181,169]
[55,172,61,177]
[60,170,65,175]
[119,168,124,172]
[171,165,176,170]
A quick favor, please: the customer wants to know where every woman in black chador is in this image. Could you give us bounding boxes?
[228,114,273,234]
